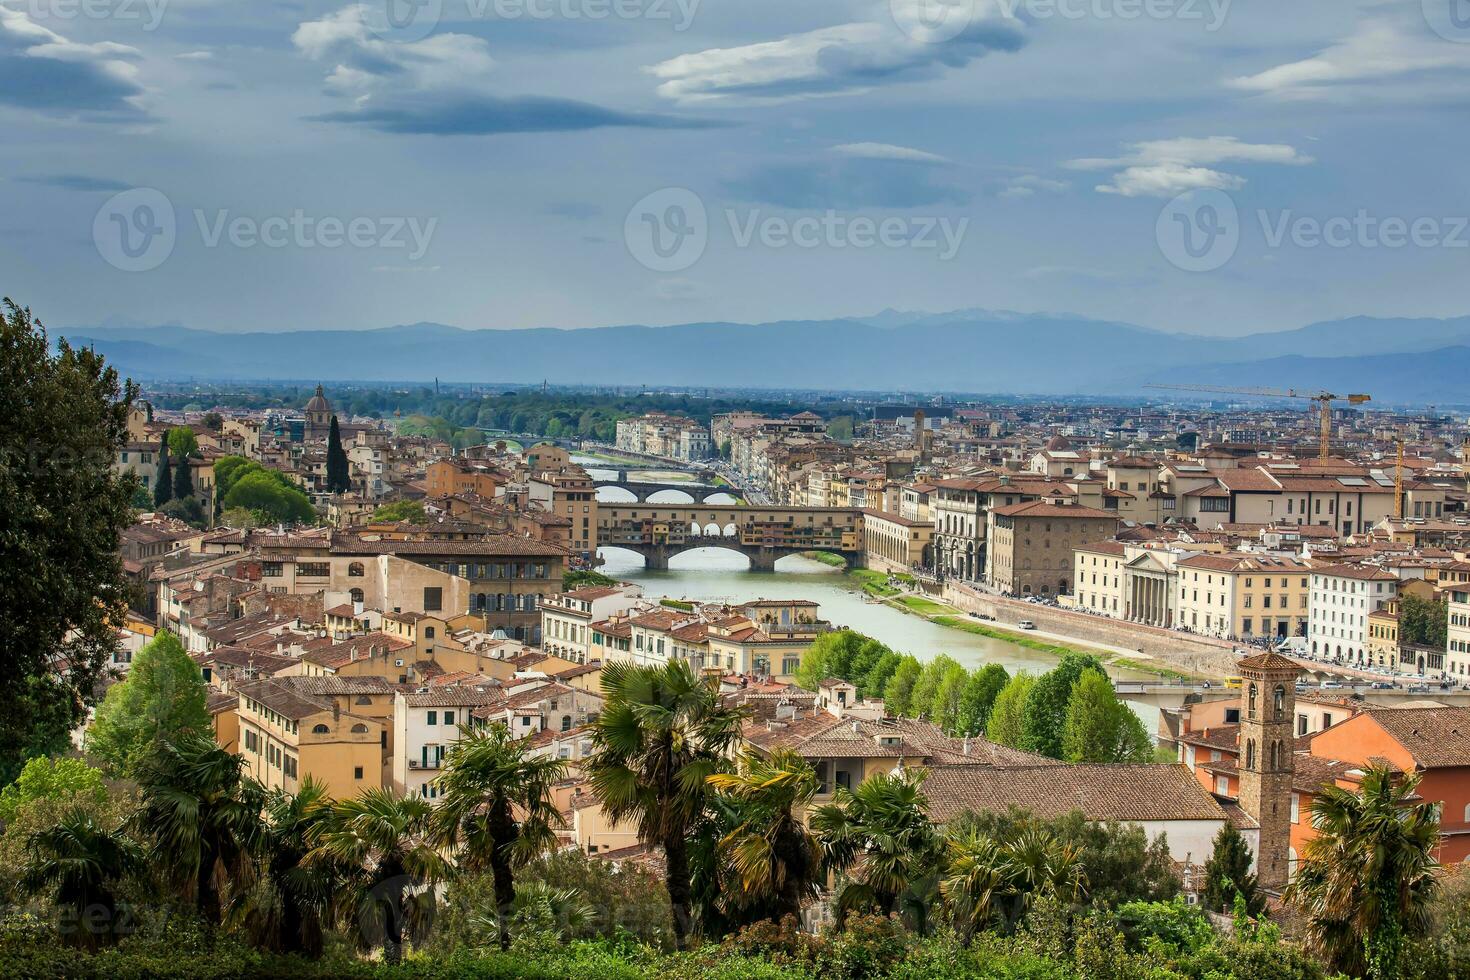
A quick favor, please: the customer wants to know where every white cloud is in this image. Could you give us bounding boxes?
[292,5,494,96]
[1227,16,1470,101]
[1067,136,1313,197]
[646,3,1024,105]
[176,50,214,62]
[831,142,950,164]
[0,4,146,118]
[1000,174,1069,198]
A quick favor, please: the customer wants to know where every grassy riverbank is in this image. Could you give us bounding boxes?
[799,550,848,568]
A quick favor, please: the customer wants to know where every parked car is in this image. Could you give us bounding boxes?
[1320,681,1344,689]
[1370,681,1394,690]
[1017,620,1037,630]
[1408,683,1431,693]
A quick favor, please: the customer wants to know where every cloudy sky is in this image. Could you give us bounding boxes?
[3,0,1469,335]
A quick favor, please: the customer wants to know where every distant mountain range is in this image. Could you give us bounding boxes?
[60,310,1470,405]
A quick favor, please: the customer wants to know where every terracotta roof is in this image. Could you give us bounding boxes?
[923,764,1230,824]
[300,632,413,670]
[1362,707,1470,768]
[990,501,1118,520]
[1236,651,1305,673]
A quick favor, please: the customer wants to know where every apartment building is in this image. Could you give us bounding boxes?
[1308,564,1400,664]
[235,675,396,797]
[1174,553,1312,639]
[528,470,599,561]
[392,684,506,801]
[615,414,712,461]
[539,584,646,663]
[985,500,1118,597]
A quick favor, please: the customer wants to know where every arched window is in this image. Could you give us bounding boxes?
[355,695,373,705]
[561,715,572,731]
[1274,684,1286,718]
[1464,802,1470,824]
[1245,739,1256,770]
[349,588,364,605]
[1270,740,1280,771]
[351,723,369,734]
[348,562,365,577]
[1247,683,1258,719]
[312,724,330,734]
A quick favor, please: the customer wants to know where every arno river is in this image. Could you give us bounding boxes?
[582,460,1154,684]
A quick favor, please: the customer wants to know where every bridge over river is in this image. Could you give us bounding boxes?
[597,503,864,572]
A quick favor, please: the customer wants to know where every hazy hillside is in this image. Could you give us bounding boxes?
[63,311,1470,403]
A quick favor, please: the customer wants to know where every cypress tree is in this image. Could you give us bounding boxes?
[1202,822,1263,915]
[173,451,193,501]
[326,415,351,494]
[153,438,172,507]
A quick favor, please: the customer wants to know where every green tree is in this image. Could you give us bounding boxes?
[932,664,970,735]
[812,769,941,929]
[0,756,107,823]
[986,674,1036,748]
[1061,669,1152,764]
[326,416,351,494]
[166,426,198,458]
[1201,822,1263,916]
[909,655,961,721]
[707,749,822,926]
[1400,592,1449,649]
[134,733,265,926]
[432,724,569,950]
[153,438,172,507]
[223,470,315,524]
[860,652,903,703]
[172,450,194,502]
[373,499,426,523]
[826,416,854,441]
[583,660,744,948]
[19,806,145,949]
[237,778,337,957]
[1287,764,1441,979]
[1022,653,1104,759]
[956,664,1009,737]
[85,631,209,778]
[1,299,137,784]
[309,789,446,964]
[212,454,257,503]
[201,412,224,430]
[941,826,1086,942]
[883,656,924,716]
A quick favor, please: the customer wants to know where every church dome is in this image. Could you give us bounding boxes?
[305,384,331,414]
[1044,433,1072,451]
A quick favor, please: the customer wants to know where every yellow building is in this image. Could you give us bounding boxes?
[234,675,397,797]
[1175,553,1313,639]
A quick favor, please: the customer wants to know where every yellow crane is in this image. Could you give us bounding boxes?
[1394,436,1405,521]
[1146,384,1372,461]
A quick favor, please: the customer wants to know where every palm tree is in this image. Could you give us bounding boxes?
[707,748,822,926]
[1286,763,1441,979]
[1002,828,1086,912]
[811,768,942,930]
[20,806,145,949]
[940,831,1013,942]
[431,723,569,950]
[133,732,265,925]
[583,660,745,948]
[309,789,446,964]
[236,778,337,956]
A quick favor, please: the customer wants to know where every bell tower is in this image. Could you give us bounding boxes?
[1236,652,1300,891]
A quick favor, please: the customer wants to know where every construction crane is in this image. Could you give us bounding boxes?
[1145,385,1371,461]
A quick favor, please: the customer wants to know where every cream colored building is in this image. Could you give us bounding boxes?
[540,584,646,663]
[234,675,396,797]
[1176,553,1312,640]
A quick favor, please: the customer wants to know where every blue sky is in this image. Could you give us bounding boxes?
[3,0,1469,335]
